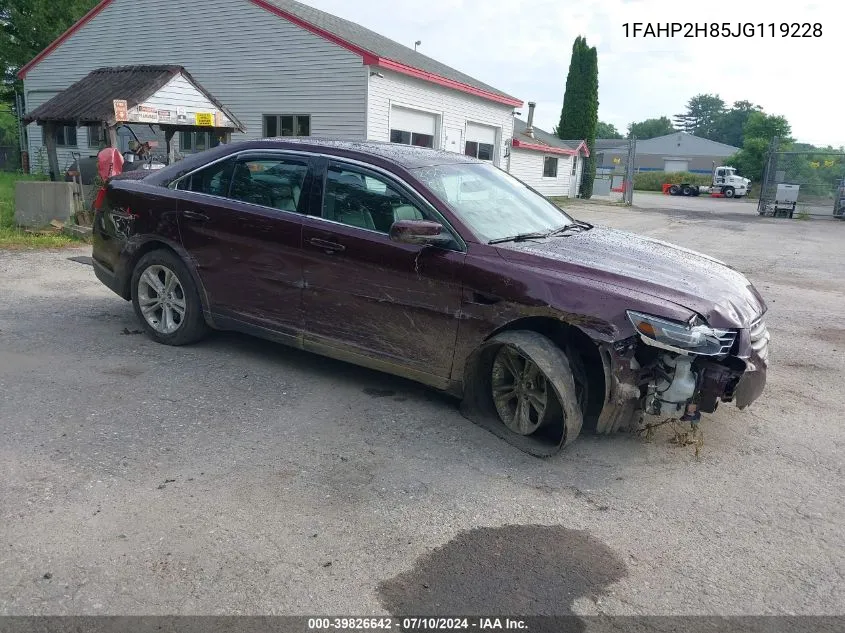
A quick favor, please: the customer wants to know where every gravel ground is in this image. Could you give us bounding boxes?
[1,204,843,617]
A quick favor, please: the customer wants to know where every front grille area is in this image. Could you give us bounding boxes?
[749,316,770,365]
[714,329,738,356]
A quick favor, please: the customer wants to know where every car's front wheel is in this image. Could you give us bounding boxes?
[487,331,583,449]
[131,249,208,346]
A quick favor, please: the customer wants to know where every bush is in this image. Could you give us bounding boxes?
[633,171,712,191]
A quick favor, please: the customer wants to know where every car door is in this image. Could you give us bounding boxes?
[176,151,314,333]
[300,158,466,381]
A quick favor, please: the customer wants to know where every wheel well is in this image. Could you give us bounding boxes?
[486,317,606,432]
[121,240,184,299]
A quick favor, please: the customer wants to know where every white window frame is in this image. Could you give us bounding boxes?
[571,156,579,176]
[543,156,559,178]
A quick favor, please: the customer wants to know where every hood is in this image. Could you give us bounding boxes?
[495,226,767,328]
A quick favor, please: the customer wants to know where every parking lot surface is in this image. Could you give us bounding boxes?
[1,203,843,616]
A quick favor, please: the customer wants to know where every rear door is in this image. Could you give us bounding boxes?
[300,158,466,381]
[176,151,314,333]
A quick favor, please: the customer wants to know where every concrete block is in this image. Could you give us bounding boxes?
[14,181,76,229]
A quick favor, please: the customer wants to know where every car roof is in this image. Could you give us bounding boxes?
[243,138,483,169]
[142,138,484,188]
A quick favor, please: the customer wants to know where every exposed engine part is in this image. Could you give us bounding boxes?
[645,354,698,417]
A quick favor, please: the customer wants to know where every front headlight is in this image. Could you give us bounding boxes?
[627,311,736,356]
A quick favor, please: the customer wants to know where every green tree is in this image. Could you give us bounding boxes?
[595,120,622,139]
[627,116,675,139]
[710,101,761,147]
[725,112,794,181]
[674,94,726,139]
[0,0,99,97]
[557,36,599,198]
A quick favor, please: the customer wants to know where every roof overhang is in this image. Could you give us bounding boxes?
[19,0,522,109]
[511,138,590,157]
[23,66,245,133]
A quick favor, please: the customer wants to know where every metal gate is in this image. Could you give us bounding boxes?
[758,139,845,218]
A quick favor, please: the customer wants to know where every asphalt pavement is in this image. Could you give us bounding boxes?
[1,203,843,617]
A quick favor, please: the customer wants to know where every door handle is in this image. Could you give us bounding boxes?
[182,210,210,222]
[308,238,346,254]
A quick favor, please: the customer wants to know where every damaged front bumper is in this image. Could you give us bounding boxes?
[596,316,770,432]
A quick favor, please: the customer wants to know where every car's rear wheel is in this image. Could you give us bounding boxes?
[487,331,583,448]
[131,250,208,346]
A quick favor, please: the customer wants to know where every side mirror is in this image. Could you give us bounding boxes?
[389,219,453,247]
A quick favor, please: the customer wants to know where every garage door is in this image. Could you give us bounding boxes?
[390,106,437,148]
[664,159,689,173]
[465,122,498,161]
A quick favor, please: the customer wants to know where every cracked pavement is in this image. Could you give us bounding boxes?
[0,201,843,616]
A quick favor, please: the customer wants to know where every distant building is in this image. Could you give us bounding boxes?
[599,132,740,174]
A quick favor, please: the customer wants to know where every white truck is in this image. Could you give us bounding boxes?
[668,165,751,198]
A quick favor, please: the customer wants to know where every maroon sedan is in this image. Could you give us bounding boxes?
[92,139,769,456]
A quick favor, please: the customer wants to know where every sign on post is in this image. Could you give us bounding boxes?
[113,99,128,122]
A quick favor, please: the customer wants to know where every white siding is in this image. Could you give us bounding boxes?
[23,0,367,173]
[508,148,575,197]
[367,69,514,167]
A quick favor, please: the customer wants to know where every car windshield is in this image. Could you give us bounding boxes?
[412,162,574,243]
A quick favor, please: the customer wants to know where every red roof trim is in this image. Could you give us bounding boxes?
[512,138,590,157]
[371,58,522,107]
[21,0,522,108]
[18,0,115,78]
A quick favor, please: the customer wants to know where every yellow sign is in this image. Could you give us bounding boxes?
[195,112,214,126]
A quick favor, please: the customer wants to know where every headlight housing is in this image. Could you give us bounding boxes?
[627,311,736,357]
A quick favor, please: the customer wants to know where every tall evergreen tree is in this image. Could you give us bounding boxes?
[557,36,599,198]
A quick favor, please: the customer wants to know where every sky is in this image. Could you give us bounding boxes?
[303,0,841,147]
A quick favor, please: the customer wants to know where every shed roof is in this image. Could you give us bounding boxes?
[511,118,589,157]
[23,65,244,131]
[19,0,522,108]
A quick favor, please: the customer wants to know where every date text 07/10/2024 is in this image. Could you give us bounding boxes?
[307,617,528,630]
[623,22,822,38]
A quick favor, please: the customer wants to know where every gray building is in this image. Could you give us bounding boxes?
[20,0,521,174]
[599,132,739,174]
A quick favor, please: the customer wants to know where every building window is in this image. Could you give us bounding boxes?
[390,129,434,148]
[55,125,77,147]
[263,114,310,137]
[571,157,578,175]
[543,157,559,178]
[180,131,220,154]
[464,141,494,161]
[87,125,107,149]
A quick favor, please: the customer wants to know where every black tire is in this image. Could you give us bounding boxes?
[486,331,583,448]
[723,186,736,198]
[668,184,681,196]
[131,249,209,346]
[681,184,693,196]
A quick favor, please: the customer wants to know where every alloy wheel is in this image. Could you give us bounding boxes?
[491,345,552,436]
[136,265,187,335]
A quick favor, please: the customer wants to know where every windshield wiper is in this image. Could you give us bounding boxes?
[488,231,551,245]
[545,220,594,236]
[488,221,593,245]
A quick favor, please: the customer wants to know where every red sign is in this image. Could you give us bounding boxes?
[113,99,128,122]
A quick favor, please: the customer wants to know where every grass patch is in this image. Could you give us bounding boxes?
[0,172,80,249]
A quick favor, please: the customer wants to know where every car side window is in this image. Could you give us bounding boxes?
[177,158,235,196]
[230,157,310,212]
[322,163,427,233]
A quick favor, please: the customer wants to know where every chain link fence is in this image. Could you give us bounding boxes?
[758,141,845,218]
